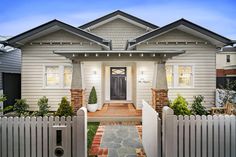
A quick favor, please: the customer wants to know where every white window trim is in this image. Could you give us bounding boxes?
[43,64,72,89]
[166,63,195,89]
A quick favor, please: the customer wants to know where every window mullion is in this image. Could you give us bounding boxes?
[174,65,178,88]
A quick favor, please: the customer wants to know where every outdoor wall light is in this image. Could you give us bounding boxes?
[95,53,98,57]
[72,54,75,57]
[140,53,144,57]
[118,53,121,57]
[129,53,132,57]
[84,53,88,57]
[107,53,109,57]
[152,53,155,57]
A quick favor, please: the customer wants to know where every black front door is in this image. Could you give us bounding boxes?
[110,67,127,100]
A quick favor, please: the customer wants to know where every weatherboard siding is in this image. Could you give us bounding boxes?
[91,18,147,50]
[0,49,21,89]
[21,30,101,111]
[137,29,216,107]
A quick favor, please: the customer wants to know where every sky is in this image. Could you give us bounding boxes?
[0,0,236,39]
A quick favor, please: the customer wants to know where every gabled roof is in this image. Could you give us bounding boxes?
[3,19,111,50]
[127,18,233,50]
[79,10,159,30]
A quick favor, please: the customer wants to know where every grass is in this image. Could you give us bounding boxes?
[87,122,100,156]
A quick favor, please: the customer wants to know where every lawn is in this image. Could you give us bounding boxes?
[87,122,100,156]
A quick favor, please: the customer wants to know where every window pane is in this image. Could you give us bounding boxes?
[64,66,72,87]
[178,66,192,87]
[166,65,173,87]
[46,66,60,87]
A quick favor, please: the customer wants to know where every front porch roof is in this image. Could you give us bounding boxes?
[54,50,185,61]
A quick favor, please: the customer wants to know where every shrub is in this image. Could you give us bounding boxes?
[36,96,50,116]
[191,95,208,115]
[14,99,29,116]
[170,95,191,115]
[88,86,97,104]
[55,97,73,117]
[0,95,6,102]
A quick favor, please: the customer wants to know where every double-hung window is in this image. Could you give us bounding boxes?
[166,64,194,88]
[44,65,72,88]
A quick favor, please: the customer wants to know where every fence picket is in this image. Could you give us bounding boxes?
[13,117,19,157]
[2,117,7,157]
[0,117,2,157]
[72,116,77,157]
[8,117,13,157]
[178,115,184,157]
[201,115,207,157]
[66,116,72,157]
[190,115,196,157]
[219,115,224,157]
[213,115,219,157]
[231,116,236,157]
[225,115,230,157]
[48,116,54,157]
[19,117,25,157]
[31,117,36,157]
[43,116,48,157]
[207,115,213,157]
[196,115,201,157]
[37,117,42,157]
[184,115,190,157]
[25,117,31,157]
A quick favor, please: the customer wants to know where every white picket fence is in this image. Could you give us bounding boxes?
[163,106,236,157]
[0,107,87,157]
[142,101,236,157]
[142,100,161,157]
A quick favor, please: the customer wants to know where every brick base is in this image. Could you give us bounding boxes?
[152,88,169,115]
[70,89,84,112]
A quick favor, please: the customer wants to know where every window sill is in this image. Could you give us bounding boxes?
[42,87,71,90]
[168,87,194,90]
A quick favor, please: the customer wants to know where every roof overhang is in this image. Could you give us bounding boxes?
[54,50,185,61]
[4,20,111,50]
[127,19,233,50]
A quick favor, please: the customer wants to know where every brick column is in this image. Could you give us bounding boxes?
[152,88,168,114]
[71,89,84,112]
[152,61,169,116]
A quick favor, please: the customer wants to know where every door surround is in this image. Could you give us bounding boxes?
[102,62,136,104]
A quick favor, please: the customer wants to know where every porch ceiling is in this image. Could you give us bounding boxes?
[54,50,185,61]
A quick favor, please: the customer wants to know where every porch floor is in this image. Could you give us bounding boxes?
[88,103,142,122]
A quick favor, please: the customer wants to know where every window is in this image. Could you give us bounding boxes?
[166,64,194,88]
[178,66,193,87]
[44,65,72,88]
[45,66,60,87]
[166,65,173,87]
[226,55,230,63]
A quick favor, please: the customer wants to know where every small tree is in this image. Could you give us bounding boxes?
[191,95,208,115]
[88,86,97,104]
[170,95,191,115]
[37,96,50,116]
[14,99,29,116]
[55,97,73,117]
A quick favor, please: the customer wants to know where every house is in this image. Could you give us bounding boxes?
[2,10,234,113]
[0,36,21,111]
[216,46,236,88]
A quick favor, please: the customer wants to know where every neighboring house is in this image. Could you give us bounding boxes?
[0,36,21,109]
[2,10,234,111]
[216,46,236,88]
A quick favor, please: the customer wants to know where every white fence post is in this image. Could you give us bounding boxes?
[77,107,87,157]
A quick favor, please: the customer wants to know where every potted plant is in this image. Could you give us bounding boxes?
[87,86,98,112]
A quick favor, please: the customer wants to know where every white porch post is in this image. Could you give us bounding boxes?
[152,61,169,115]
[71,60,84,112]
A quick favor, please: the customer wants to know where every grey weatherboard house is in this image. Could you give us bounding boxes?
[1,10,234,113]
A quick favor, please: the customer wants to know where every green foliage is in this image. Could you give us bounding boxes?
[13,99,29,116]
[88,86,97,104]
[170,95,191,115]
[55,97,73,117]
[0,95,6,102]
[87,122,99,156]
[36,96,50,116]
[191,95,208,115]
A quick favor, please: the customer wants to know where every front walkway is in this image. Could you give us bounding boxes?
[89,124,145,157]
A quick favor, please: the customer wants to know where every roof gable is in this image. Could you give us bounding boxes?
[79,10,159,30]
[4,20,111,50]
[127,18,233,50]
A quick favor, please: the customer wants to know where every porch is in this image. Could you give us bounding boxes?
[88,103,142,122]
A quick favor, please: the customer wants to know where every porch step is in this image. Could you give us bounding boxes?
[88,116,142,122]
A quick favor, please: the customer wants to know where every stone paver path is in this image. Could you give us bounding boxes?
[101,125,143,157]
